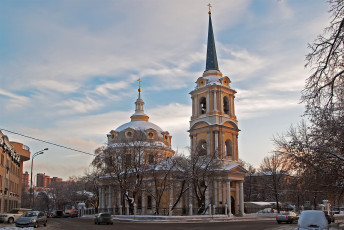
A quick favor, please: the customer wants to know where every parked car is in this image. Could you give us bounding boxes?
[15,211,47,228]
[276,211,299,224]
[70,210,78,218]
[94,213,113,225]
[0,208,32,223]
[297,210,328,230]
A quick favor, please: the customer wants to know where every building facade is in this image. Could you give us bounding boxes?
[0,131,30,212]
[97,7,246,216]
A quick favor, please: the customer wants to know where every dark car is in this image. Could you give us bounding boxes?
[15,211,47,228]
[94,213,113,225]
[323,211,335,224]
[276,211,299,224]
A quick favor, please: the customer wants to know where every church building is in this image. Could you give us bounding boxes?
[97,5,246,216]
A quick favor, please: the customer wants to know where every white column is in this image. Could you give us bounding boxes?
[222,133,225,159]
[98,187,103,210]
[214,180,218,207]
[235,182,240,215]
[195,96,198,116]
[219,181,223,206]
[226,181,231,216]
[102,187,106,210]
[108,186,112,210]
[118,191,122,215]
[207,132,211,155]
[214,131,219,153]
[220,91,223,112]
[193,136,197,153]
[189,182,193,216]
[214,91,217,111]
[206,91,210,113]
[191,96,195,116]
[231,96,235,116]
[205,181,209,214]
[141,188,145,215]
[240,181,245,215]
[169,181,173,215]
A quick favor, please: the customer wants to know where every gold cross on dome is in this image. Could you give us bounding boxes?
[137,78,142,93]
[208,3,212,14]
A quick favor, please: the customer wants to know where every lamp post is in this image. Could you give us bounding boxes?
[30,148,48,209]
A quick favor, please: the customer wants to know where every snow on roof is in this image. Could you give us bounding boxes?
[245,202,275,206]
[108,141,169,148]
[221,162,240,171]
[115,120,164,136]
[204,75,221,84]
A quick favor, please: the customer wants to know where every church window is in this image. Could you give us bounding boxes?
[147,196,152,209]
[125,153,132,166]
[148,154,154,164]
[225,139,233,156]
[223,96,230,115]
[197,140,207,156]
[200,97,207,114]
[126,131,133,138]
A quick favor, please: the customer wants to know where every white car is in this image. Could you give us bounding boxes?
[0,208,32,223]
[297,210,328,230]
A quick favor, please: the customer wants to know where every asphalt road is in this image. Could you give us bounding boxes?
[0,217,342,230]
[0,217,296,230]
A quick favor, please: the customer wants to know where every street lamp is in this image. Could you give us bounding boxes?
[30,148,48,209]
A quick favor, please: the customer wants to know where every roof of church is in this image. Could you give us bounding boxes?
[115,120,164,134]
[205,12,219,71]
[113,84,166,137]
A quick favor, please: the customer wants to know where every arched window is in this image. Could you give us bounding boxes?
[223,96,230,115]
[197,140,207,156]
[200,97,207,114]
[225,139,233,156]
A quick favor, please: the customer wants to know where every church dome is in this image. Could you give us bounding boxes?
[115,120,164,138]
[107,82,173,151]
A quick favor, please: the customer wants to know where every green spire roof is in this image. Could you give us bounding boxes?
[205,13,219,71]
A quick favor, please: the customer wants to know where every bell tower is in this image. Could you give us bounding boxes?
[189,6,239,162]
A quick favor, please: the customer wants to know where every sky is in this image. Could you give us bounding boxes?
[0,0,330,180]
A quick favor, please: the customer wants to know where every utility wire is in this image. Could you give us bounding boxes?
[0,128,96,156]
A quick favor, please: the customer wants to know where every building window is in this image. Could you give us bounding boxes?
[223,96,230,115]
[126,131,133,138]
[200,97,207,114]
[125,154,132,167]
[197,140,207,156]
[147,196,152,209]
[225,139,233,156]
[148,154,154,164]
[138,196,142,209]
[148,132,154,138]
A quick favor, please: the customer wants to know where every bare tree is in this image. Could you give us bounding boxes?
[259,153,289,213]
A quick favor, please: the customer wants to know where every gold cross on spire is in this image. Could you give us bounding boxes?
[208,3,212,14]
[137,78,142,95]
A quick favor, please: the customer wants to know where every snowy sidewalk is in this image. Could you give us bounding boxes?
[81,213,275,223]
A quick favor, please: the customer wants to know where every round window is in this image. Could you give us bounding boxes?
[126,131,132,137]
[148,132,154,138]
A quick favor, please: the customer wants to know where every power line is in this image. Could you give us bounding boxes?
[0,128,96,156]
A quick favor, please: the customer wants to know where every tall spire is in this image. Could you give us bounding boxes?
[131,78,149,121]
[205,4,219,72]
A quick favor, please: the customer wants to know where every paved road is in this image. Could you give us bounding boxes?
[0,217,342,230]
[0,217,294,230]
